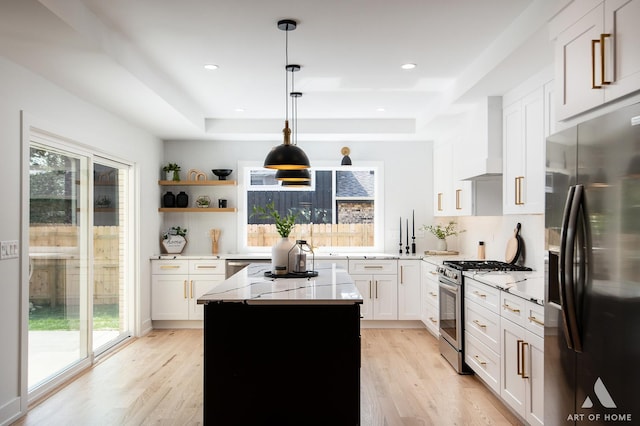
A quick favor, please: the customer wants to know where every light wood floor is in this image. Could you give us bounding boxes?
[13,328,522,426]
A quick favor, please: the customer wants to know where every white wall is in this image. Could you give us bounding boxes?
[163,139,434,255]
[0,56,161,425]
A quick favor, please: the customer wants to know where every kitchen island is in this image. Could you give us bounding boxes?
[197,262,363,425]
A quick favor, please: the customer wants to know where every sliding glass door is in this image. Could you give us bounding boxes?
[28,137,132,392]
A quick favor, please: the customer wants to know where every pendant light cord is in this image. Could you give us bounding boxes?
[284,24,289,123]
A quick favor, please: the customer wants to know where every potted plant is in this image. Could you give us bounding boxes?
[195,195,211,208]
[161,226,188,254]
[162,163,181,181]
[421,221,465,251]
[252,201,298,273]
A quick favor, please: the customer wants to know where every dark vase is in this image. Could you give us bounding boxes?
[176,191,189,208]
[163,191,176,208]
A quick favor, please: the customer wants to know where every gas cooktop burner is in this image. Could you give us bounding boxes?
[442,260,532,272]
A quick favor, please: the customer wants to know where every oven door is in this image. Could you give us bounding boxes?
[439,279,462,350]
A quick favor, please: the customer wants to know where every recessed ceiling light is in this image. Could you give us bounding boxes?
[376,107,386,112]
[234,108,245,112]
[204,64,219,70]
[401,63,416,70]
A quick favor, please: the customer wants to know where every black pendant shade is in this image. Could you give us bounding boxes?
[282,179,311,187]
[264,143,311,170]
[275,168,311,181]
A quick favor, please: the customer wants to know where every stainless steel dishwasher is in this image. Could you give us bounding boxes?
[225,259,270,279]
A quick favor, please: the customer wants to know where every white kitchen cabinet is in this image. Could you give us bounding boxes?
[398,259,421,320]
[500,304,545,426]
[420,261,439,336]
[151,259,225,321]
[433,140,482,217]
[349,260,398,320]
[464,279,502,394]
[553,0,640,120]
[502,87,546,214]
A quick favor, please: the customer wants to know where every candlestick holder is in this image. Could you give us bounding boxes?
[411,237,416,255]
[405,244,410,255]
[399,241,403,255]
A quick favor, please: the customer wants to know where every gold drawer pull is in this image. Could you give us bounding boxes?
[160,265,181,270]
[429,317,438,324]
[429,271,438,275]
[473,319,487,329]
[503,303,521,313]
[528,316,544,326]
[364,265,384,270]
[474,355,487,366]
[195,265,218,269]
[429,292,438,297]
[473,291,487,299]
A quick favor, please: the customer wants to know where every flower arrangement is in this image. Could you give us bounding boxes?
[162,226,187,239]
[421,221,465,240]
[252,201,297,238]
[162,163,181,181]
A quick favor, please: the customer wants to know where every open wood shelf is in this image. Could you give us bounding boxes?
[158,207,237,213]
[158,180,236,186]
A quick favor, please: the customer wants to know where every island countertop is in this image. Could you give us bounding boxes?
[197,262,363,305]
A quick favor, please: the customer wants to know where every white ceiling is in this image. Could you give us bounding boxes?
[0,0,562,142]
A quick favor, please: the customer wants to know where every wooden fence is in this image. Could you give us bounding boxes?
[247,223,374,247]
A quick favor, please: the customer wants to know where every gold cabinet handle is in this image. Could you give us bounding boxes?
[160,265,181,270]
[502,303,521,313]
[369,280,372,299]
[515,176,524,205]
[190,280,193,299]
[364,265,384,270]
[517,339,524,377]
[375,280,379,299]
[429,291,438,298]
[455,189,462,210]
[429,271,438,275]
[400,266,404,284]
[473,291,487,299]
[429,317,438,324]
[601,33,611,85]
[522,342,529,379]
[195,265,218,269]
[528,316,544,326]
[474,355,487,366]
[437,193,443,211]
[592,38,602,89]
[183,280,187,299]
[473,319,487,329]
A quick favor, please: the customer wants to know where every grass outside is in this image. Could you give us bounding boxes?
[29,303,119,331]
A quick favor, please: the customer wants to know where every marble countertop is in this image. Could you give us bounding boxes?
[197,262,363,305]
[464,270,545,305]
[153,252,424,260]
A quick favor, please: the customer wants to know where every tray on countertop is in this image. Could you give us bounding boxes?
[424,250,459,255]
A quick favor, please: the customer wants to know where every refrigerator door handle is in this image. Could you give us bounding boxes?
[563,184,585,352]
[559,186,576,350]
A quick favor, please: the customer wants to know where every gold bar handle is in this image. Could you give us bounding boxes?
[160,265,181,270]
[375,280,378,299]
[522,342,529,379]
[195,265,219,269]
[517,339,524,377]
[503,303,521,313]
[429,317,438,324]
[473,319,487,329]
[183,280,187,299]
[473,291,487,299]
[429,291,438,298]
[455,189,462,210]
[400,266,404,284]
[437,193,443,211]
[364,265,384,270]
[592,38,602,89]
[528,316,544,326]
[601,33,611,85]
[429,271,438,275]
[474,355,487,366]
[515,176,524,205]
[190,280,193,299]
[369,280,372,299]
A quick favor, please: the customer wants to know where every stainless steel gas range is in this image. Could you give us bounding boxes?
[437,260,532,374]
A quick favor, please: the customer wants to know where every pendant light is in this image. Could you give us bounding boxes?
[263,19,311,170]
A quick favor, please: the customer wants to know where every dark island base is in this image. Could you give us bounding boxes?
[203,303,361,426]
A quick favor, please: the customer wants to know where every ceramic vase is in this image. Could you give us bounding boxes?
[176,191,189,208]
[436,238,447,251]
[163,191,176,207]
[271,237,295,274]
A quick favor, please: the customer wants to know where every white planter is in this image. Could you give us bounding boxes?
[271,237,295,274]
[161,235,187,254]
[436,238,447,251]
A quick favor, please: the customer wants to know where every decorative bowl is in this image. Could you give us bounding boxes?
[212,169,232,180]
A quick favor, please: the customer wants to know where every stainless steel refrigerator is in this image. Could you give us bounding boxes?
[545,102,640,425]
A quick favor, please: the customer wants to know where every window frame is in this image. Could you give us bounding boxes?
[237,161,384,253]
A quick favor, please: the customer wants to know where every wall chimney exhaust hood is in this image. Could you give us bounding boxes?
[456,96,503,181]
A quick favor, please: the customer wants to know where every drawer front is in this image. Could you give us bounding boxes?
[525,301,545,337]
[189,259,225,275]
[423,302,439,337]
[500,292,527,327]
[465,279,500,314]
[465,332,501,394]
[151,259,189,275]
[421,261,439,284]
[424,279,439,307]
[348,260,397,274]
[465,299,500,353]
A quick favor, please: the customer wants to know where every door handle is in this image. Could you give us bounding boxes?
[455,189,462,210]
[369,280,372,299]
[183,280,187,299]
[400,266,404,284]
[563,185,585,352]
[473,319,487,329]
[517,339,524,377]
[521,342,529,379]
[375,280,378,299]
[437,193,443,211]
[190,280,193,299]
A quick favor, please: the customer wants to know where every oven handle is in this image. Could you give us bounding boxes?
[438,281,459,294]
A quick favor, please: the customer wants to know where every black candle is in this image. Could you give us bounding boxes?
[399,217,402,244]
[406,219,409,246]
[412,210,415,238]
